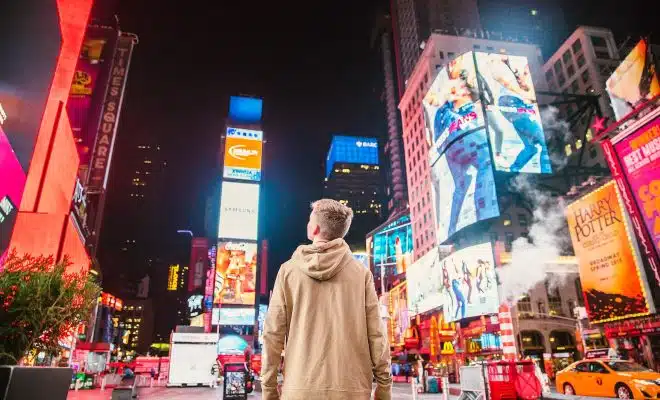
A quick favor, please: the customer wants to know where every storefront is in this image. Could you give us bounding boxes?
[519,330,545,367]
[459,317,503,364]
[605,315,660,371]
[549,330,577,372]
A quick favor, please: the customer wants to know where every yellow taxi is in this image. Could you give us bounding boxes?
[556,359,660,399]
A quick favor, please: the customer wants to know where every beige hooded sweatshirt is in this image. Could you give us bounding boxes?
[261,238,392,400]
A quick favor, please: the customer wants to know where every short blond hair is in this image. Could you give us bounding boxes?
[311,199,354,240]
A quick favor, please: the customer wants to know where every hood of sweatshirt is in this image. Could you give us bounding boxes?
[291,238,352,281]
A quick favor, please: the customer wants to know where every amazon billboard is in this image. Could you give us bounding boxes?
[223,127,263,182]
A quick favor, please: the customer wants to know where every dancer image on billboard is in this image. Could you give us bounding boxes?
[424,53,498,243]
[476,52,551,174]
[215,242,257,305]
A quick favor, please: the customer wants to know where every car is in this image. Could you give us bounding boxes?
[555,358,660,399]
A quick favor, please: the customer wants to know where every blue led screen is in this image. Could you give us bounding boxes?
[228,96,263,124]
[325,135,378,177]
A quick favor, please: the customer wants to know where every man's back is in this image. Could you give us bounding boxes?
[261,239,391,400]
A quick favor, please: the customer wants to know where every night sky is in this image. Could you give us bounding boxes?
[105,0,657,290]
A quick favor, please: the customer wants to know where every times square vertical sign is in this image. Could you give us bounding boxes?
[88,34,136,191]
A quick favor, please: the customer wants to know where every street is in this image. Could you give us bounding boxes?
[66,383,457,399]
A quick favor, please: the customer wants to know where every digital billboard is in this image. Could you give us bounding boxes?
[566,181,652,323]
[352,252,369,268]
[67,31,115,168]
[370,214,413,275]
[229,96,263,125]
[167,264,180,291]
[217,308,256,326]
[423,52,484,165]
[223,127,263,182]
[474,52,551,174]
[325,135,379,178]
[218,181,260,241]
[430,128,499,244]
[613,115,660,295]
[0,128,26,257]
[606,39,660,121]
[188,237,209,292]
[215,241,257,305]
[257,304,267,348]
[407,243,498,322]
[187,294,204,318]
[388,281,409,346]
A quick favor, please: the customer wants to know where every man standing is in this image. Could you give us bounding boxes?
[261,199,392,400]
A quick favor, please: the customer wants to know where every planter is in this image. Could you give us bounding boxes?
[0,366,72,400]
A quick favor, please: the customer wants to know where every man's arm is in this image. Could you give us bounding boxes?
[365,273,392,400]
[261,268,288,400]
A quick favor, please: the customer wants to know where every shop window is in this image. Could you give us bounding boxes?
[520,330,545,352]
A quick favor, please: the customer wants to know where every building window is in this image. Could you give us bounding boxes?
[594,50,610,60]
[581,69,590,84]
[576,139,583,149]
[518,295,533,318]
[473,44,481,49]
[448,52,455,59]
[439,51,444,59]
[486,46,494,51]
[490,232,498,244]
[566,64,575,78]
[570,80,580,93]
[505,232,514,252]
[537,301,547,316]
[575,278,584,306]
[518,214,528,227]
[545,69,554,83]
[557,73,566,86]
[562,49,572,64]
[590,35,607,48]
[571,38,582,54]
[546,281,564,316]
[577,54,585,68]
[502,214,512,226]
[553,60,562,73]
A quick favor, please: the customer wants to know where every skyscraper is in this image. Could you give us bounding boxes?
[323,135,385,249]
[391,0,482,90]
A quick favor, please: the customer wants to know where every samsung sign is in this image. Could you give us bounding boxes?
[326,135,379,177]
[218,181,260,241]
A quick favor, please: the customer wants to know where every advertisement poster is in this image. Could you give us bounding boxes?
[167,264,180,291]
[67,37,107,166]
[218,181,260,241]
[430,128,499,244]
[566,181,651,323]
[218,308,256,326]
[223,363,247,400]
[614,117,660,262]
[474,52,551,174]
[188,237,209,292]
[223,127,264,182]
[606,39,660,121]
[371,214,413,275]
[215,241,257,305]
[257,304,267,348]
[423,52,484,165]
[388,281,409,346]
[407,243,498,323]
[325,135,379,177]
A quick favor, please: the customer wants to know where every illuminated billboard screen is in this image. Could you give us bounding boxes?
[606,39,660,121]
[325,135,378,178]
[423,52,485,165]
[407,243,498,322]
[67,31,116,168]
[388,282,409,346]
[215,241,257,305]
[430,128,499,244]
[352,252,369,268]
[223,127,263,182]
[167,265,180,291]
[257,304,267,348]
[229,96,263,125]
[474,52,551,174]
[218,181,259,240]
[614,116,660,264]
[0,129,26,256]
[370,214,413,275]
[566,181,651,323]
[216,308,256,326]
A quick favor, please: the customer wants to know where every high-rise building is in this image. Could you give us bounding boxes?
[398,32,547,260]
[117,299,155,358]
[391,0,482,90]
[543,26,620,170]
[323,135,384,249]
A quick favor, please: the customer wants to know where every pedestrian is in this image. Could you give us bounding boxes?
[261,199,392,400]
